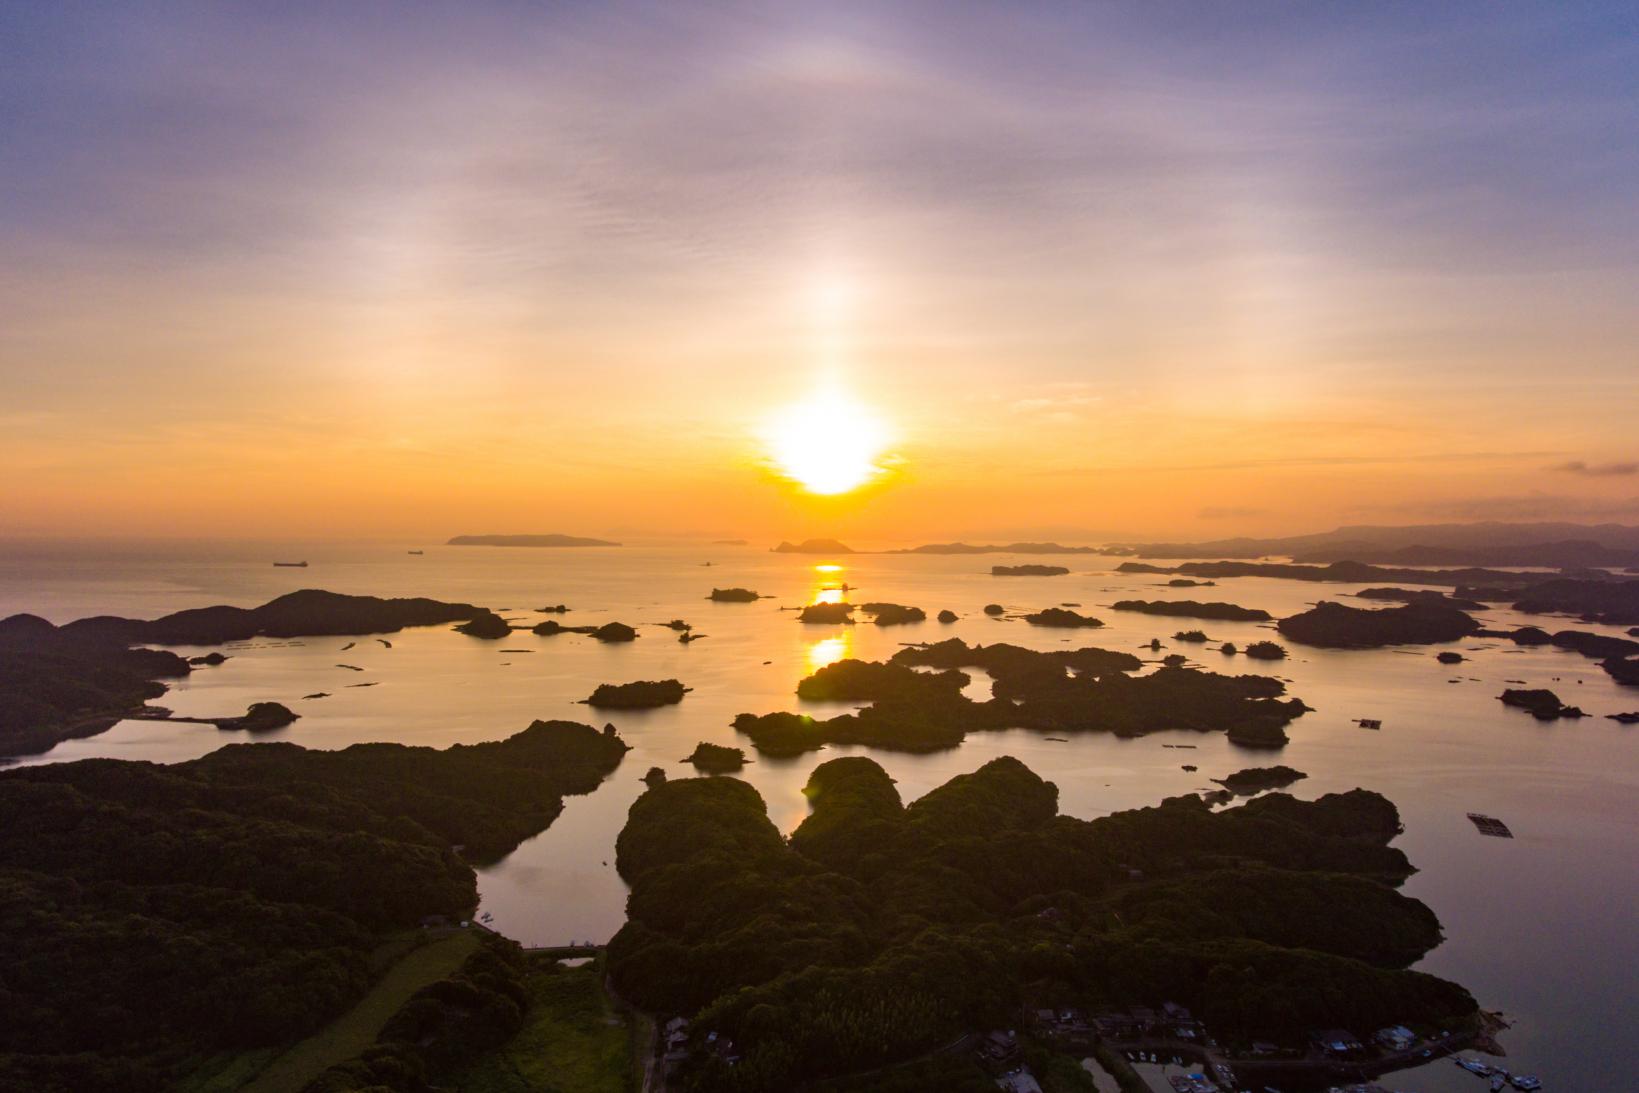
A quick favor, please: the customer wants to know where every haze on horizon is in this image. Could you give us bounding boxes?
[2,2,1636,544]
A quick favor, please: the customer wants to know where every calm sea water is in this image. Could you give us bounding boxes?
[2,539,1634,1091]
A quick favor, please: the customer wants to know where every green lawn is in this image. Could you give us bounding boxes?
[204,930,482,1093]
[448,956,637,1093]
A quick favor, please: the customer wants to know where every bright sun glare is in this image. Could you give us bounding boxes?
[763,387,892,495]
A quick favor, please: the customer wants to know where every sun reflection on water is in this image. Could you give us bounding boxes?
[806,634,852,672]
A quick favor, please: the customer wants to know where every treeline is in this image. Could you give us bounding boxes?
[608,758,1473,1092]
[0,720,628,1092]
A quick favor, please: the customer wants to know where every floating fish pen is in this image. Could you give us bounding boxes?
[1356,718,1382,729]
[1467,813,1514,838]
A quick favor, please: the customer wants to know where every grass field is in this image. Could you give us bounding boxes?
[209,929,482,1093]
[448,955,637,1093]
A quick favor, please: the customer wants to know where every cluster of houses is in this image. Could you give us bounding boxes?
[660,1017,739,1078]
[977,1030,1044,1092]
[1086,1000,1205,1044]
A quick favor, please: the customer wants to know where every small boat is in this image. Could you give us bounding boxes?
[1491,1077,1506,1092]
[408,550,424,555]
[1456,1057,1492,1076]
[273,561,308,568]
[1510,1078,1541,1091]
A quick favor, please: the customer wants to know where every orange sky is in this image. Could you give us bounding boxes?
[2,5,1636,543]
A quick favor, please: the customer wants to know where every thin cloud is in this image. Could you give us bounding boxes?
[1551,460,1639,477]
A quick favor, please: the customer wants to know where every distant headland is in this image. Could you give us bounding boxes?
[448,533,620,547]
[772,538,854,554]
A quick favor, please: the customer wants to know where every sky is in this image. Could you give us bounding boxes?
[2,2,1637,543]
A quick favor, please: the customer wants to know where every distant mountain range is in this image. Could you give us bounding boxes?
[448,534,620,547]
[887,542,1105,555]
[1110,522,1639,568]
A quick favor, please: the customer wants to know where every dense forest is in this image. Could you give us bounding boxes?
[0,719,629,1093]
[732,639,1307,754]
[608,758,1473,1092]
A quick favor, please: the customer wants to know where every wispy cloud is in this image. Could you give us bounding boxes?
[1551,460,1639,477]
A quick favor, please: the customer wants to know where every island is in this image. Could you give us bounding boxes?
[1212,765,1308,795]
[454,610,513,638]
[0,591,490,757]
[586,679,689,708]
[608,758,1474,1093]
[772,538,854,554]
[992,564,1070,576]
[1510,578,1639,625]
[1277,600,1480,648]
[1357,587,1488,610]
[0,719,630,1092]
[797,602,855,624]
[1024,607,1104,628]
[937,609,958,623]
[215,700,301,732]
[1244,640,1288,660]
[446,533,620,547]
[532,619,639,642]
[731,641,1305,755]
[1175,629,1210,642]
[1117,559,1530,588]
[708,587,763,602]
[1606,657,1639,686]
[983,603,1006,616]
[1113,599,1273,622]
[683,741,747,773]
[859,602,926,625]
[1499,688,1587,720]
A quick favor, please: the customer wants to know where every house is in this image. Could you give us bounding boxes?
[1314,1029,1364,1056]
[996,1068,1044,1093]
[980,1029,1021,1065]
[1374,1025,1416,1052]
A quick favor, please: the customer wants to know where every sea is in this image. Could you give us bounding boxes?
[1,538,1633,1092]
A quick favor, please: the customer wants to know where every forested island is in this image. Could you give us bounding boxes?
[0,719,630,1092]
[1112,599,1272,622]
[608,758,1475,1092]
[732,640,1306,754]
[1277,600,1481,648]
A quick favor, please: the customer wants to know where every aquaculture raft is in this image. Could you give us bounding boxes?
[1467,813,1514,838]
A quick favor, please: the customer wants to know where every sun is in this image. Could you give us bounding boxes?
[762,387,892,495]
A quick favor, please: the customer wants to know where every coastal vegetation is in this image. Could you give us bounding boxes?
[607,760,1473,1092]
[0,720,629,1092]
